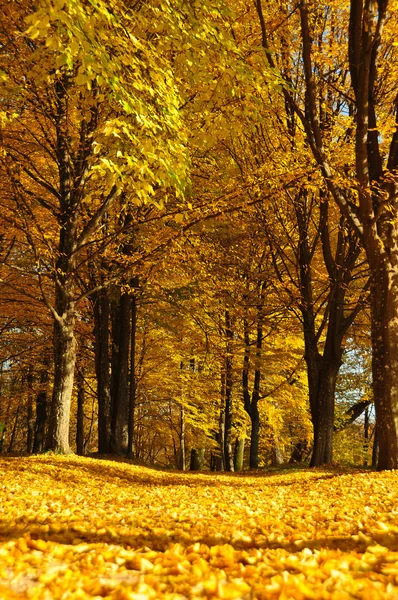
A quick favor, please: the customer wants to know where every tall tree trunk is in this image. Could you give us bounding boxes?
[370,267,398,470]
[310,361,340,466]
[8,405,20,453]
[26,366,34,454]
[234,436,245,471]
[224,310,234,472]
[242,282,265,470]
[94,289,112,453]
[190,448,200,471]
[33,365,49,454]
[128,294,137,458]
[76,368,85,456]
[179,405,186,470]
[372,428,378,469]
[46,312,76,453]
[364,406,370,467]
[216,369,226,471]
[111,291,131,454]
[249,405,260,469]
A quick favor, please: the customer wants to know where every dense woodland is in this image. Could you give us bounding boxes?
[0,0,397,471]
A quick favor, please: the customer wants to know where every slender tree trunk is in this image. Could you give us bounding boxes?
[249,406,260,469]
[234,436,245,471]
[372,428,379,469]
[46,312,76,453]
[33,375,49,454]
[26,367,34,454]
[216,369,226,471]
[190,449,201,471]
[94,289,112,453]
[76,368,85,456]
[180,405,186,470]
[128,294,137,458]
[364,406,369,466]
[310,361,339,466]
[224,311,234,472]
[370,266,398,470]
[8,405,20,453]
[111,291,131,454]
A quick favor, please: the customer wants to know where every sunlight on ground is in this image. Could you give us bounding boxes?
[1,456,398,598]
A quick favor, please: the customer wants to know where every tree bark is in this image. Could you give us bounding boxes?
[26,367,34,454]
[111,291,131,454]
[242,283,265,469]
[93,289,112,453]
[128,293,137,458]
[8,405,20,453]
[179,405,186,470]
[234,436,245,471]
[76,368,85,456]
[46,313,76,453]
[224,310,234,472]
[33,366,49,454]
[216,369,226,471]
[310,361,340,466]
[370,266,398,469]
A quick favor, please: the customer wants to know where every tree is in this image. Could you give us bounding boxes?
[0,0,187,452]
[293,0,398,469]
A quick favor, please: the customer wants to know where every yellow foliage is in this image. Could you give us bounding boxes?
[1,456,398,598]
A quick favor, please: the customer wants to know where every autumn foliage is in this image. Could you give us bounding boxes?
[1,455,398,599]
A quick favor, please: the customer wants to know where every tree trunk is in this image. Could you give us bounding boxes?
[370,267,398,470]
[128,294,137,458]
[26,367,34,454]
[8,405,20,453]
[310,361,339,466]
[216,369,226,471]
[190,448,200,471]
[372,427,378,469]
[76,368,85,456]
[364,406,369,466]
[46,313,76,453]
[179,405,186,470]
[111,291,131,454]
[224,310,234,472]
[94,289,112,453]
[249,406,260,469]
[234,436,245,471]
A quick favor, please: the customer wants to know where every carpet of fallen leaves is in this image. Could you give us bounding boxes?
[1,457,398,599]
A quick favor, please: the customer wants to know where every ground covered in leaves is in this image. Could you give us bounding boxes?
[1,457,398,599]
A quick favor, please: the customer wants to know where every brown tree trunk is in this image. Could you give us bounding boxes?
[76,368,85,456]
[33,366,49,454]
[8,405,20,453]
[128,294,137,458]
[234,436,245,471]
[310,361,340,466]
[364,406,370,467]
[46,312,76,453]
[26,367,34,454]
[111,291,131,454]
[179,405,186,470]
[216,369,226,471]
[370,266,398,470]
[94,289,112,453]
[242,284,265,470]
[224,310,234,472]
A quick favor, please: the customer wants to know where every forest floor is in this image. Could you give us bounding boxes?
[1,457,398,599]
